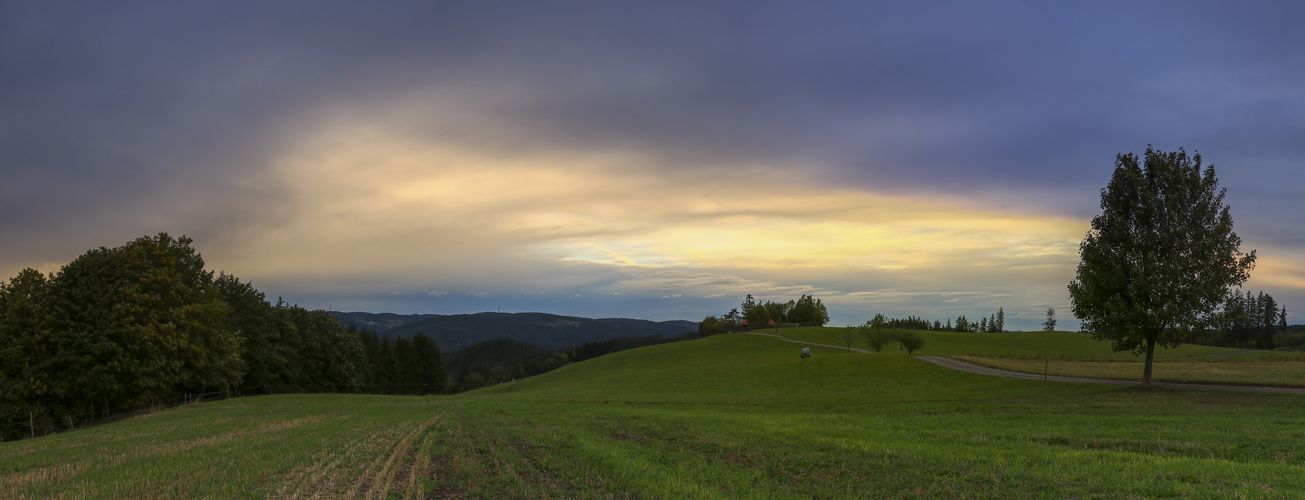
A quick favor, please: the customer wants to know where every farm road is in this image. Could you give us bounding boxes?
[918,356,1305,395]
[739,332,1305,395]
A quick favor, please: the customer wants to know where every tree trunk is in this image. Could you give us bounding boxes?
[1142,337,1156,385]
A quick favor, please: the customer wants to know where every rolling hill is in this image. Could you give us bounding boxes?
[326,311,441,333]
[8,330,1305,498]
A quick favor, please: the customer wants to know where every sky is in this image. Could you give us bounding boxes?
[3,1,1304,331]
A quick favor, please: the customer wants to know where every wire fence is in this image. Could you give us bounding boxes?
[0,388,235,443]
[0,380,509,443]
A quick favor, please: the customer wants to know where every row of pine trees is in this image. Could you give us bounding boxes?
[865,308,1007,333]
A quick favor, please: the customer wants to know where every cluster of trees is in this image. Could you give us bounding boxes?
[1182,290,1291,349]
[862,308,1006,333]
[850,324,925,354]
[356,329,445,394]
[699,294,829,335]
[448,338,555,388]
[448,333,696,389]
[0,233,438,434]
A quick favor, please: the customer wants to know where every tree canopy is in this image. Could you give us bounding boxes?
[1068,147,1255,385]
[1,233,446,437]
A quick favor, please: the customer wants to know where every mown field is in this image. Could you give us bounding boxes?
[5,332,1305,498]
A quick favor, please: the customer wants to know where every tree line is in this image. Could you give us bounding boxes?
[447,332,696,389]
[0,233,446,434]
[699,294,830,335]
[356,328,445,394]
[862,308,1007,333]
[1184,290,1292,349]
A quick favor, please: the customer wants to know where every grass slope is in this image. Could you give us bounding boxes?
[777,326,1245,360]
[4,333,1305,498]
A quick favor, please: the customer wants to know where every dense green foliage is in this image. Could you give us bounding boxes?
[356,328,445,395]
[863,308,1007,333]
[1070,147,1256,384]
[376,312,695,352]
[700,294,830,335]
[0,234,438,438]
[1189,289,1292,349]
[446,333,696,390]
[0,234,262,426]
[5,334,1305,497]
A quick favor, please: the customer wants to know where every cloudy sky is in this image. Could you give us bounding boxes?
[3,1,1303,330]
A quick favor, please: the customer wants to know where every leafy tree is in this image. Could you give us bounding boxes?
[841,327,856,350]
[216,273,290,394]
[789,295,830,325]
[762,300,791,324]
[861,325,892,352]
[698,315,729,336]
[0,269,52,424]
[895,331,924,354]
[1043,308,1056,332]
[1069,147,1255,385]
[43,246,134,416]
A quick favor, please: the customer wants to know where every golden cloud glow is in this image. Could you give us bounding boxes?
[215,119,1089,308]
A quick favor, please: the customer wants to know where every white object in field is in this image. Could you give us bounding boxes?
[801,347,811,358]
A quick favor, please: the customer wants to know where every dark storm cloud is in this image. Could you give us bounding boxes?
[7,1,1303,194]
[3,1,1303,320]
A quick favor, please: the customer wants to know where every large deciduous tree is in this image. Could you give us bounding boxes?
[1068,147,1255,385]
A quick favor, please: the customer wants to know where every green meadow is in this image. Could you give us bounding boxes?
[777,326,1305,387]
[5,332,1305,498]
[777,326,1244,360]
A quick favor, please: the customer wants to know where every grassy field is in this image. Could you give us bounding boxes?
[775,326,1247,360]
[775,326,1305,387]
[5,333,1305,498]
[956,355,1305,388]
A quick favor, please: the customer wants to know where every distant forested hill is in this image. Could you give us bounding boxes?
[327,311,441,333]
[335,311,697,352]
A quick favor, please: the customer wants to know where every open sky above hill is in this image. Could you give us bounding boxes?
[4,1,1304,330]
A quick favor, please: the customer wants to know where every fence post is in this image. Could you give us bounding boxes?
[30,411,35,439]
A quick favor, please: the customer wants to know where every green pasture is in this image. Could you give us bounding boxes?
[776,326,1247,360]
[5,333,1305,498]
[776,326,1304,387]
[958,356,1305,388]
